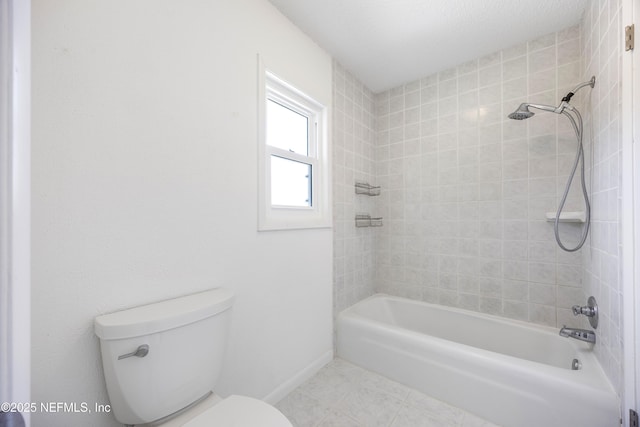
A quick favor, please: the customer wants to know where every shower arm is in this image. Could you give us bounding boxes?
[561,76,596,103]
[530,76,597,114]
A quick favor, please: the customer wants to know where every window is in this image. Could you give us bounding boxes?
[258,65,330,230]
[266,97,313,208]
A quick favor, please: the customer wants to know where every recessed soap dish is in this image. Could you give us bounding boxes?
[545,211,586,223]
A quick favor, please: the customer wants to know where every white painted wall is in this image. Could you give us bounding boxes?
[31,1,333,425]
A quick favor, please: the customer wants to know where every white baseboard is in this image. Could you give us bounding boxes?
[262,350,333,405]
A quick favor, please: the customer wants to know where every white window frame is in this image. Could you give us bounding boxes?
[258,61,330,231]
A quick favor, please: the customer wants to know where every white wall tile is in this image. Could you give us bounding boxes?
[479,64,502,87]
[332,62,378,319]
[580,0,624,395]
[365,27,586,328]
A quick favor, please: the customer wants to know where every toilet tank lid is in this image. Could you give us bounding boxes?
[94,288,235,340]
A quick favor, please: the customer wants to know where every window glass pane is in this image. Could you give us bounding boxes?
[271,156,311,207]
[267,99,308,155]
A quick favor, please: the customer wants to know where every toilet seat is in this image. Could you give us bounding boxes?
[183,395,292,427]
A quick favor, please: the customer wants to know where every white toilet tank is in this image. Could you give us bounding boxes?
[94,288,235,425]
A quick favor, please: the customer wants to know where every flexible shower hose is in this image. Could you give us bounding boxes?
[554,108,590,252]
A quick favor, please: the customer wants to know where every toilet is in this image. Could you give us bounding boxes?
[94,288,292,426]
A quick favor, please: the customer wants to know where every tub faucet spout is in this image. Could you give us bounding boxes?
[559,326,596,344]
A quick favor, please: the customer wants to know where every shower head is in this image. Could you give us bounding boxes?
[508,104,535,120]
[508,102,561,120]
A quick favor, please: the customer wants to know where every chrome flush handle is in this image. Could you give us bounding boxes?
[118,344,149,360]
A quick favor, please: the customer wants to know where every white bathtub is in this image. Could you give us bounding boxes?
[336,294,619,427]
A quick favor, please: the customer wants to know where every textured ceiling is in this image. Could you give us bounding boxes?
[268,0,589,92]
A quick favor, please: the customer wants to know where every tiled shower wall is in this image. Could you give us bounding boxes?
[333,62,378,316]
[332,0,625,407]
[373,26,585,327]
[581,0,624,397]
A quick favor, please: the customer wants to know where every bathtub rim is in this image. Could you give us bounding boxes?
[341,293,584,338]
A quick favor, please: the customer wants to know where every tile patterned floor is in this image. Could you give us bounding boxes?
[275,358,501,427]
